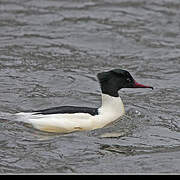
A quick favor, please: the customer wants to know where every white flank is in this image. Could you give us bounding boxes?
[15,94,125,133]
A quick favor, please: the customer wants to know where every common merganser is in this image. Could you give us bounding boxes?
[16,69,153,133]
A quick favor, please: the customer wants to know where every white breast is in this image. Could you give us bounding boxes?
[16,94,125,133]
[95,94,125,128]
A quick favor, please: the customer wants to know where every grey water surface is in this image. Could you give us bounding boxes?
[0,0,180,174]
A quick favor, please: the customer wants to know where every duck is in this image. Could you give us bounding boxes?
[16,69,153,133]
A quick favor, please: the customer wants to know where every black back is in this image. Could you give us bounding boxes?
[34,106,98,116]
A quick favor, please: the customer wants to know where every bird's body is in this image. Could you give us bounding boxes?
[15,68,153,133]
[16,94,125,133]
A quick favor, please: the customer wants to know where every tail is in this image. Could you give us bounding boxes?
[0,111,37,123]
[15,112,35,124]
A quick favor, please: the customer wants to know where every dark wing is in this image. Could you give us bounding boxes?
[33,106,99,116]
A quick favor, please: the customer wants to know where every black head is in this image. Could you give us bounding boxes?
[97,69,153,97]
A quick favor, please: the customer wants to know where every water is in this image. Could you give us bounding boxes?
[0,0,180,174]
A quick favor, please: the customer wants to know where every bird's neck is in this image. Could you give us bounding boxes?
[94,93,125,128]
[100,93,125,116]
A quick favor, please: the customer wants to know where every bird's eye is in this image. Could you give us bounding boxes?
[126,78,131,82]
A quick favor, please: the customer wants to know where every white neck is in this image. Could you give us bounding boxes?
[101,93,124,113]
[97,93,125,126]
